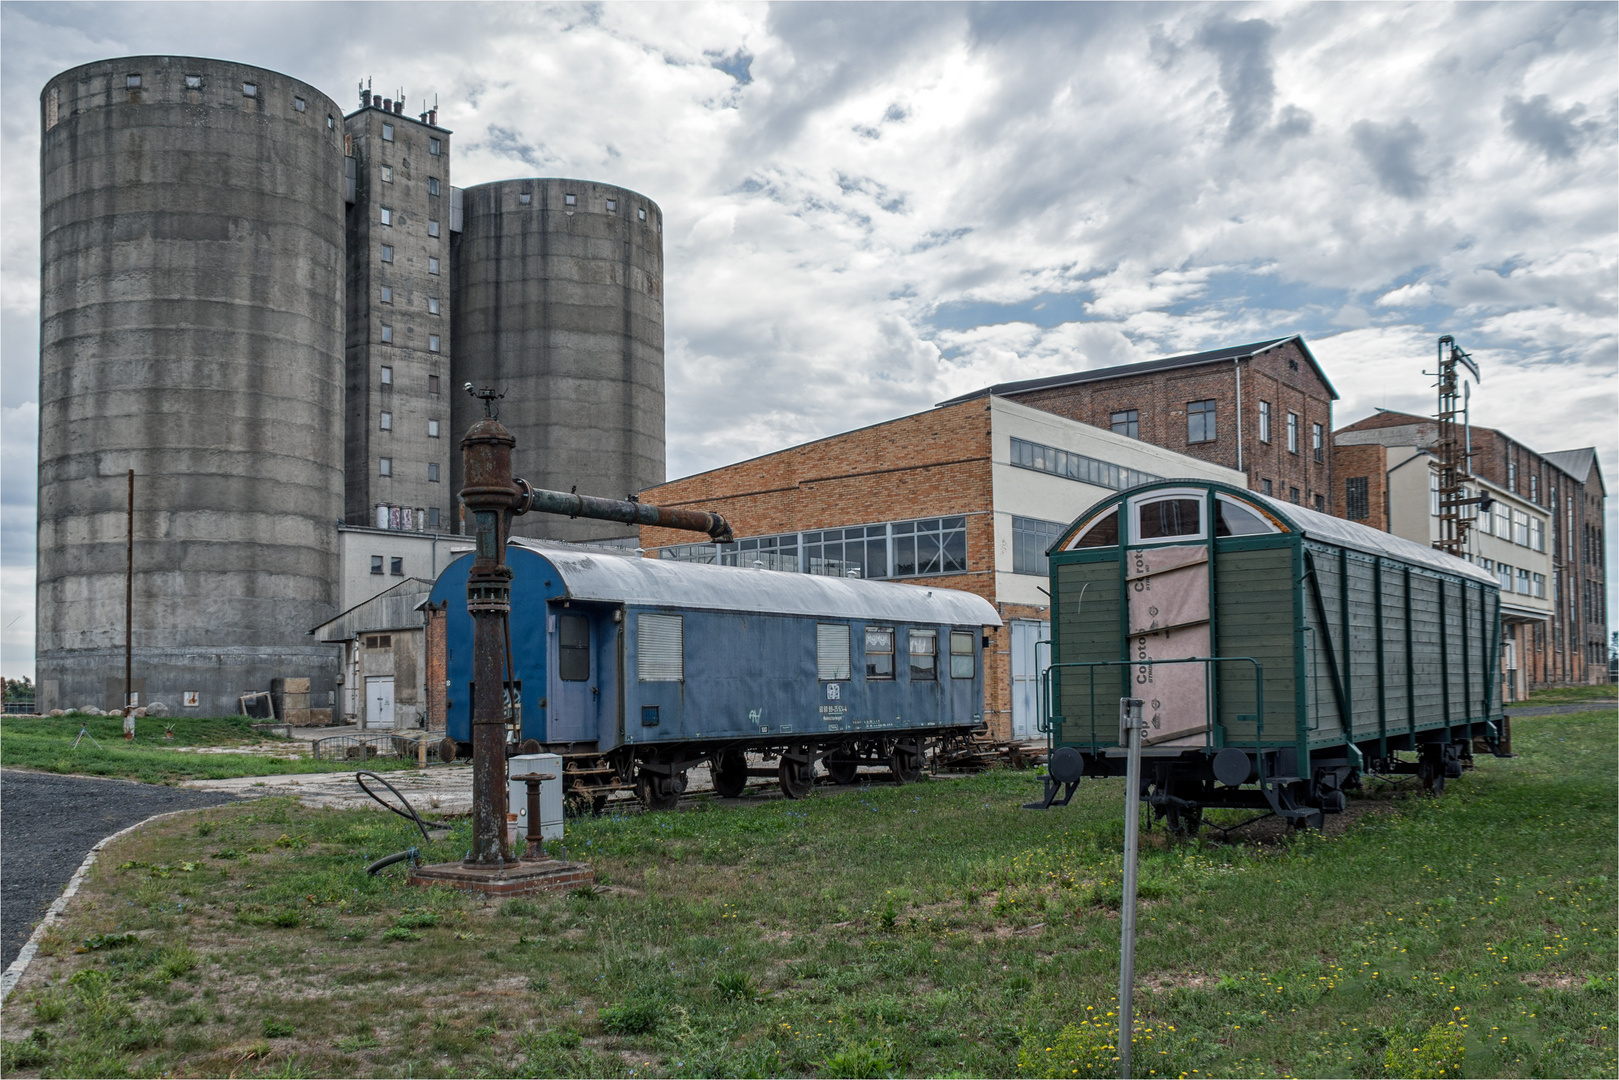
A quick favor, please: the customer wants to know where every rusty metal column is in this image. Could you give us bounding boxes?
[460,416,521,866]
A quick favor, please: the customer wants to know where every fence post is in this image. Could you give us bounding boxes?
[1118,695,1144,1079]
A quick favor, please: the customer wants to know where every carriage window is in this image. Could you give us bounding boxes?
[1137,498,1202,540]
[865,627,894,679]
[1072,508,1119,548]
[1215,496,1277,537]
[637,614,684,682]
[559,614,591,681]
[949,631,974,679]
[909,630,937,681]
[817,624,851,681]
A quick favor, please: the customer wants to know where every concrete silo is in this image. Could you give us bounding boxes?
[36,57,346,716]
[450,179,666,542]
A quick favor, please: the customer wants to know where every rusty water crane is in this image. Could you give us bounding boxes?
[458,387,731,867]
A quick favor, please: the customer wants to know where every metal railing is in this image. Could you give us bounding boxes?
[1040,656,1265,754]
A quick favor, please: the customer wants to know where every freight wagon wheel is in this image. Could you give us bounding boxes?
[1167,803,1203,837]
[712,751,749,799]
[437,737,458,764]
[825,752,860,786]
[636,769,685,811]
[1417,755,1446,797]
[889,739,923,785]
[778,757,815,800]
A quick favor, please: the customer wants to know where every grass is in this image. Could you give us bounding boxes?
[1522,684,1617,706]
[2,712,1614,1078]
[0,713,414,784]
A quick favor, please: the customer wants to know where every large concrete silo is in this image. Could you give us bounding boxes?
[450,179,666,542]
[36,57,346,715]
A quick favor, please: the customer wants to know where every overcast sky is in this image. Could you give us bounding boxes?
[2,1,1615,677]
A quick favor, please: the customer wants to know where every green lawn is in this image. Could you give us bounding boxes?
[3,712,1614,1078]
[1522,684,1617,706]
[0,714,414,784]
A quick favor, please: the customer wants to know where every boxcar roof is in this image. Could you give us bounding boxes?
[510,539,1004,625]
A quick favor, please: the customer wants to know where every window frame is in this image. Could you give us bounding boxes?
[379,411,392,431]
[390,557,403,576]
[1110,409,1139,439]
[381,244,394,263]
[370,555,384,575]
[382,122,395,142]
[428,256,440,275]
[1345,476,1369,521]
[864,626,895,680]
[908,629,937,681]
[429,137,441,156]
[428,462,440,483]
[816,623,852,681]
[1128,488,1209,545]
[558,613,591,682]
[1186,399,1217,444]
[1258,400,1272,443]
[1286,412,1299,454]
[427,219,440,238]
[429,334,441,353]
[379,206,393,226]
[378,457,392,477]
[1312,422,1324,463]
[948,630,975,679]
[380,365,393,386]
[428,418,440,438]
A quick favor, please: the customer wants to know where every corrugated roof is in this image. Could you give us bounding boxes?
[1542,448,1597,483]
[510,538,1003,626]
[937,335,1338,406]
[311,578,434,640]
[1245,491,1499,586]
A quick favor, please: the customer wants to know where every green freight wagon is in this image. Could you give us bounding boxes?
[1028,480,1508,830]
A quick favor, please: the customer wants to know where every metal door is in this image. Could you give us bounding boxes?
[1010,620,1051,740]
[549,609,597,743]
[365,676,395,729]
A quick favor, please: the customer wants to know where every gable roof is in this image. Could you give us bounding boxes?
[937,335,1338,406]
[311,577,435,639]
[1543,448,1599,485]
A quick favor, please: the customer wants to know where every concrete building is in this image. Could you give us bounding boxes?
[1335,410,1608,687]
[312,577,436,729]
[942,335,1337,511]
[450,179,666,542]
[36,57,347,715]
[637,395,1246,740]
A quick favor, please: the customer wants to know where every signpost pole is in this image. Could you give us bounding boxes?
[1118,695,1144,1079]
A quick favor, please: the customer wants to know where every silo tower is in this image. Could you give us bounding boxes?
[36,57,346,715]
[450,179,666,542]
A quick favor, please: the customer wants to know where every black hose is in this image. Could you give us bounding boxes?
[366,847,420,875]
[355,770,438,842]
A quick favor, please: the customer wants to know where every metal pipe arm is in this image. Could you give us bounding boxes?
[513,480,734,543]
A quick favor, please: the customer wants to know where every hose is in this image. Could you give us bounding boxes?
[355,770,439,843]
[366,847,420,875]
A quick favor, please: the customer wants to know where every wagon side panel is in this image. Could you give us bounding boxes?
[1301,543,1346,743]
[1052,554,1122,750]
[1212,541,1296,746]
[1345,552,1382,744]
[1408,572,1445,726]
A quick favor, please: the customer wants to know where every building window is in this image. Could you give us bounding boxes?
[1009,437,1162,491]
[242,82,258,98]
[1314,493,1325,512]
[1495,500,1510,538]
[1286,412,1299,453]
[379,411,392,431]
[379,457,392,477]
[428,257,440,275]
[1012,516,1065,575]
[816,624,851,681]
[127,74,142,88]
[379,207,392,226]
[427,219,440,238]
[805,524,887,579]
[382,122,395,141]
[428,177,440,196]
[1533,572,1546,599]
[1498,563,1513,591]
[908,630,937,681]
[659,532,800,572]
[327,114,335,129]
[428,419,440,438]
[891,517,968,577]
[1517,567,1531,594]
[293,96,305,113]
[949,631,975,679]
[381,244,394,263]
[380,285,392,304]
[1430,472,1441,516]
[1530,517,1544,552]
[1530,474,1538,503]
[380,365,393,386]
[429,137,441,155]
[428,462,440,482]
[370,555,384,575]
[391,557,404,576]
[428,375,441,395]
[1290,486,1300,504]
[1512,510,1529,547]
[381,165,393,183]
[607,198,617,212]
[564,193,577,207]
[1187,399,1217,443]
[429,334,441,353]
[380,324,393,343]
[638,207,647,221]
[1507,459,1516,491]
[1312,423,1324,463]
[428,296,440,315]
[185,74,202,90]
[427,507,440,529]
[1345,477,1369,520]
[1258,400,1271,443]
[1110,410,1139,438]
[519,191,532,205]
[865,627,895,680]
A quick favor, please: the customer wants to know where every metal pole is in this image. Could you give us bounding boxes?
[123,469,134,738]
[1118,696,1143,1079]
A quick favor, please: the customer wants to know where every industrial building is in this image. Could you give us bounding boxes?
[35,56,665,718]
[636,395,1246,741]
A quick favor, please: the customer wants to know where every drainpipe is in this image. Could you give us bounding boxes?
[1234,358,1245,479]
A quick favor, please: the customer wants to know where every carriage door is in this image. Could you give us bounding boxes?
[549,609,597,744]
[1126,491,1213,746]
[1010,620,1051,740]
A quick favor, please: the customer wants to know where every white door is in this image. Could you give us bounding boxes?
[1010,620,1052,740]
[365,676,395,729]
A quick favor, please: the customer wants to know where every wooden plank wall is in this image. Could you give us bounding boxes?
[1053,557,1121,748]
[1213,544,1296,744]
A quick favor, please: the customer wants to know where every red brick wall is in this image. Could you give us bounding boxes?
[999,340,1334,507]
[424,603,446,730]
[1331,444,1388,530]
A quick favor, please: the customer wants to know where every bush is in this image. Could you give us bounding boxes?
[1384,1021,1465,1079]
[599,998,662,1035]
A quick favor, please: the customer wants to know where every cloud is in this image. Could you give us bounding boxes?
[1196,14,1278,142]
[1501,93,1599,160]
[1350,117,1430,199]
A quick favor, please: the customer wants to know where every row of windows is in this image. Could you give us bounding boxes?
[1068,492,1279,550]
[1012,516,1066,576]
[378,246,440,275]
[1009,437,1163,491]
[377,413,441,437]
[1430,476,1546,551]
[1485,559,1547,598]
[379,368,443,395]
[516,190,650,223]
[370,555,405,576]
[378,167,441,198]
[659,515,971,580]
[378,458,440,482]
[1257,478,1321,510]
[375,504,442,532]
[378,287,440,314]
[378,324,440,351]
[378,121,443,156]
[107,74,337,129]
[1255,401,1323,460]
[378,207,442,238]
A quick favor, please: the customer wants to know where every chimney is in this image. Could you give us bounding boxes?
[382,98,393,112]
[428,109,438,126]
[394,100,404,115]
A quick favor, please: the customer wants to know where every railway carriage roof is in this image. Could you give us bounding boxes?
[509,538,1003,625]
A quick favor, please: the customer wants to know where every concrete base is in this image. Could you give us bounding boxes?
[409,859,594,897]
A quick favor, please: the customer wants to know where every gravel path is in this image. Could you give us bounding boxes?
[0,770,236,969]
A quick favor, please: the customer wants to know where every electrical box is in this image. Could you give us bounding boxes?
[508,753,564,842]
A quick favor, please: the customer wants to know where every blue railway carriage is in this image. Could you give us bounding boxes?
[1035,480,1507,830]
[429,539,1001,809]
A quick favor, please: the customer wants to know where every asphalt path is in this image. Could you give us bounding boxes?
[0,770,235,970]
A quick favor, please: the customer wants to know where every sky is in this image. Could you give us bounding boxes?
[1,1,1615,678]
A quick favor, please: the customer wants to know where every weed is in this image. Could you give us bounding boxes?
[263,1018,296,1038]
[825,1036,897,1078]
[81,931,140,951]
[501,897,543,918]
[599,998,662,1035]
[32,988,69,1024]
[712,970,759,1003]
[381,926,421,942]
[1384,1020,1466,1078]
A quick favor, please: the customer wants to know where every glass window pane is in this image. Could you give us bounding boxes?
[1138,498,1201,540]
[908,631,937,681]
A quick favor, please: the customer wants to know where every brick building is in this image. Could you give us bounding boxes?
[637,396,1244,740]
[1335,410,1609,687]
[940,335,1337,510]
